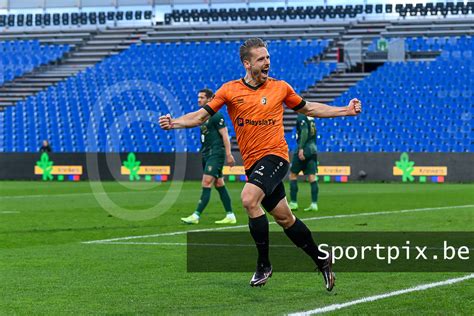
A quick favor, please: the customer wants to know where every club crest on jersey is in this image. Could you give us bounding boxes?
[261,97,267,105]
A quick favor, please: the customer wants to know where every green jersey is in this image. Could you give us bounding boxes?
[295,113,317,155]
[200,112,226,158]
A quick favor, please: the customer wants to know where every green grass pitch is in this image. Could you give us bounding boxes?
[1,181,473,315]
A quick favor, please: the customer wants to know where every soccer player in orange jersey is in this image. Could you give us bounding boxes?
[160,38,362,291]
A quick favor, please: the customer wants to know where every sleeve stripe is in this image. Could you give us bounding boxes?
[292,99,306,111]
[203,104,216,116]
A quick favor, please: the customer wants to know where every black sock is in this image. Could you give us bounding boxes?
[284,217,326,269]
[248,214,270,267]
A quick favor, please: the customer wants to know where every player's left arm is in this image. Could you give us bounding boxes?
[218,127,235,167]
[298,99,362,118]
[283,81,361,118]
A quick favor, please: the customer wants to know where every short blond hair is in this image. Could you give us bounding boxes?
[239,37,267,63]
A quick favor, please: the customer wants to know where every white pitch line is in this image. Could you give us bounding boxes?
[82,204,474,244]
[0,211,20,214]
[288,273,474,315]
[82,224,248,244]
[105,242,188,246]
[82,242,474,251]
[0,190,210,200]
[91,241,302,247]
[301,204,474,223]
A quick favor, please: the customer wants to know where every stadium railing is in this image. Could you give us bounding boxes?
[0,10,153,28]
[163,2,474,25]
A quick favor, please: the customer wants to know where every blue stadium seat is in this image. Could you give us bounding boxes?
[324,36,473,153]
[0,39,332,153]
[0,40,70,85]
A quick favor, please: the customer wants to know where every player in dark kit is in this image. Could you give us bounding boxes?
[289,113,319,212]
[181,89,237,225]
[160,38,362,291]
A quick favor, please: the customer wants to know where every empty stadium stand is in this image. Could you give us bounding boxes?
[0,40,70,85]
[0,27,151,109]
[0,39,332,153]
[318,36,473,153]
[1,15,473,153]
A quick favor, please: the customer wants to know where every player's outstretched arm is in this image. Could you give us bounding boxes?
[159,108,210,130]
[298,98,362,118]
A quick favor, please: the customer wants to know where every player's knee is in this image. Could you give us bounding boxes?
[289,173,298,180]
[241,192,259,211]
[275,213,295,229]
[308,174,316,182]
[202,176,214,188]
[214,178,225,188]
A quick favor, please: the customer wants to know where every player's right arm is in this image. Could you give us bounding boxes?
[218,127,236,167]
[298,120,308,161]
[160,84,227,130]
[159,108,210,130]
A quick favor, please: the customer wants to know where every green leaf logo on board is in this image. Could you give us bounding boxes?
[123,153,141,181]
[395,152,415,182]
[36,153,54,181]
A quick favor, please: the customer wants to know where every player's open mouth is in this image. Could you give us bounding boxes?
[261,69,269,75]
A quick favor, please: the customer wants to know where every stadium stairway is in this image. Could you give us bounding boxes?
[281,20,390,133]
[314,17,474,67]
[282,70,371,136]
[299,20,392,99]
[318,20,391,64]
[301,72,371,104]
[0,27,150,110]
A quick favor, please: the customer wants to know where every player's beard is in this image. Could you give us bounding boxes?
[251,66,269,84]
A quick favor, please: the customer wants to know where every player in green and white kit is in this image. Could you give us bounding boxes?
[288,113,319,212]
[181,89,237,224]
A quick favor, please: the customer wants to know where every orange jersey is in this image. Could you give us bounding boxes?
[205,78,306,170]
